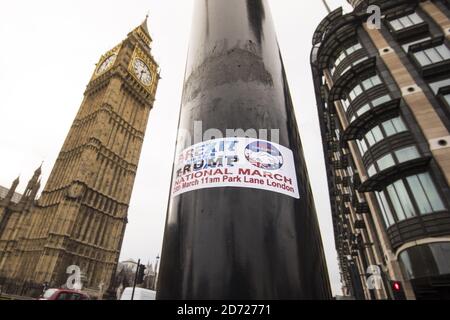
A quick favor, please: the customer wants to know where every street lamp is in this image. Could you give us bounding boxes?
[322,0,332,13]
[154,255,160,291]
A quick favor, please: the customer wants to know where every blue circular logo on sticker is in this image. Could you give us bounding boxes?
[244,141,283,170]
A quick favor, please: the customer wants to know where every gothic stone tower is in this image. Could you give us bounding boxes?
[0,19,159,296]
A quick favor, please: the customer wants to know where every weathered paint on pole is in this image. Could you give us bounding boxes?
[157,0,332,299]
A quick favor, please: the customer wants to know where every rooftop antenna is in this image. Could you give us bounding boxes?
[322,0,332,13]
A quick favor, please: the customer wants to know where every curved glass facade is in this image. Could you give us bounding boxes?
[399,242,450,280]
[356,116,408,156]
[367,146,421,177]
[314,0,450,299]
[330,43,362,74]
[346,75,382,101]
[375,172,446,227]
[348,95,392,123]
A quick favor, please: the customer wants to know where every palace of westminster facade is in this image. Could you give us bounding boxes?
[0,19,159,297]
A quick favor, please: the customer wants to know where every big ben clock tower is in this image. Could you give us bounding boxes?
[0,18,159,296]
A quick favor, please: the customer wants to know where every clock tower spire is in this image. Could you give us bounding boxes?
[0,19,160,296]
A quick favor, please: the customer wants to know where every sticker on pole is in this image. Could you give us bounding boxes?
[172,138,300,199]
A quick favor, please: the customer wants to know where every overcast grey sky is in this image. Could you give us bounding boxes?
[0,0,352,296]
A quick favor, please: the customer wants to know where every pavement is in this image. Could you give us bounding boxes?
[0,293,35,300]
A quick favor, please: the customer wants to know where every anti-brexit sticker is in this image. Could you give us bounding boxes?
[172,137,300,199]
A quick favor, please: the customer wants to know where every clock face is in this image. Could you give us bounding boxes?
[133,58,152,86]
[96,54,117,75]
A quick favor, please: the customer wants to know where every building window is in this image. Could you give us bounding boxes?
[387,180,416,220]
[382,117,407,136]
[349,84,363,101]
[428,78,450,109]
[341,75,384,123]
[388,12,424,31]
[368,125,384,146]
[367,164,377,177]
[445,93,450,106]
[376,191,396,227]
[330,43,363,75]
[395,146,420,163]
[357,139,368,155]
[375,173,446,226]
[362,75,382,90]
[347,165,354,177]
[429,78,450,94]
[341,98,351,111]
[366,125,384,146]
[371,94,391,107]
[413,44,450,67]
[355,104,371,117]
[346,43,362,55]
[430,243,450,276]
[350,94,392,122]
[399,242,450,280]
[402,36,431,52]
[347,75,382,102]
[356,116,408,155]
[377,154,395,171]
[340,57,369,76]
[367,145,420,177]
[406,173,446,214]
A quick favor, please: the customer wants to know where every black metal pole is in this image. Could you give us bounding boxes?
[157,0,332,299]
[131,259,140,301]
